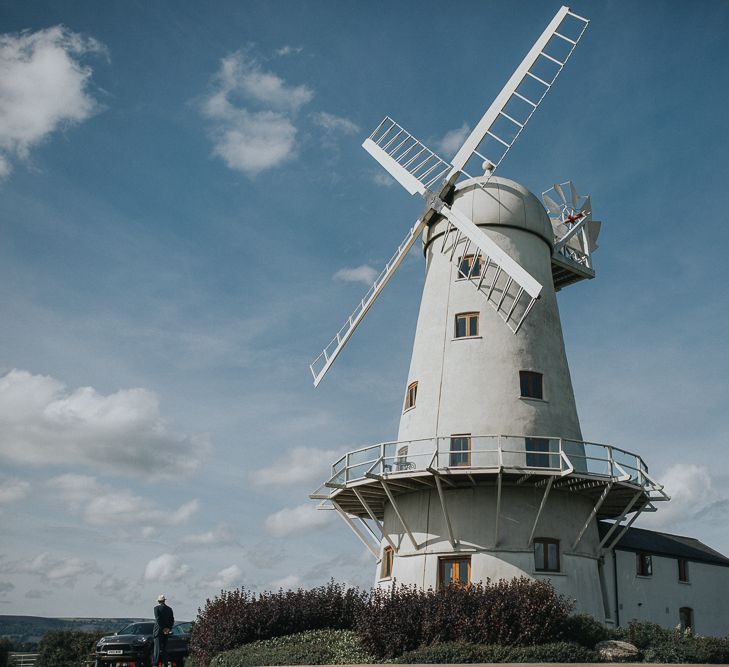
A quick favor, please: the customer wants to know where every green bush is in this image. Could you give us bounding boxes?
[0,638,10,667]
[36,630,107,667]
[395,641,597,663]
[209,630,375,667]
[561,613,610,648]
[615,620,675,649]
[640,635,729,664]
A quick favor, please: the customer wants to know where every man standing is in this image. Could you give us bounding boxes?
[153,594,174,667]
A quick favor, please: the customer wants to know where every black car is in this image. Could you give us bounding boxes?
[95,621,191,667]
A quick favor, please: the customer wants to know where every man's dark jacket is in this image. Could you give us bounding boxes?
[153,602,175,637]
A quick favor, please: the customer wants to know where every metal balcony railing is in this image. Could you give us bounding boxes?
[322,435,655,492]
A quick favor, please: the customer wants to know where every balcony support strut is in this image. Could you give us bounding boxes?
[529,476,553,545]
[380,480,420,549]
[606,502,655,552]
[353,488,397,550]
[572,482,612,550]
[434,474,457,548]
[331,501,380,559]
[599,490,643,550]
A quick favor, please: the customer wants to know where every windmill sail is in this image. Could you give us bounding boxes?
[450,6,589,180]
[362,117,452,197]
[310,217,427,386]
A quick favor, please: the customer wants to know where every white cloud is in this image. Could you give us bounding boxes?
[269,574,301,590]
[95,574,140,606]
[181,524,237,547]
[311,111,359,135]
[0,552,100,586]
[640,464,725,530]
[144,553,189,583]
[333,264,379,285]
[202,564,241,590]
[249,446,339,486]
[436,122,470,157]
[275,45,303,57]
[372,171,395,188]
[0,26,104,176]
[25,589,51,599]
[0,477,30,504]
[0,581,14,595]
[0,369,209,479]
[264,503,334,538]
[50,474,199,527]
[202,51,313,175]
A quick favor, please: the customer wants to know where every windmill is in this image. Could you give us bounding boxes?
[310,6,667,620]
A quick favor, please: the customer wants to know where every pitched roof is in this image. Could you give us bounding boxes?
[598,522,729,567]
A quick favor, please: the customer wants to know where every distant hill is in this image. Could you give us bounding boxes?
[0,615,147,649]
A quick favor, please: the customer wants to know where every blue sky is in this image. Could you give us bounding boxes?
[0,0,727,619]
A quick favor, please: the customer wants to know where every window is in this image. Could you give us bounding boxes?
[404,381,418,411]
[449,434,471,467]
[455,312,479,338]
[458,254,483,279]
[678,558,689,583]
[534,538,560,572]
[679,607,693,632]
[439,556,470,589]
[637,552,653,576]
[525,437,553,468]
[381,546,393,579]
[520,370,543,399]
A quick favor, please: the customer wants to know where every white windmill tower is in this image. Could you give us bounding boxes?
[310,6,667,620]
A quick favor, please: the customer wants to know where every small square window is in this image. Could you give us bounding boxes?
[458,254,483,279]
[534,538,560,572]
[439,556,470,589]
[404,381,418,411]
[455,312,479,338]
[449,434,471,467]
[637,552,652,576]
[520,370,543,399]
[381,546,393,579]
[678,558,689,582]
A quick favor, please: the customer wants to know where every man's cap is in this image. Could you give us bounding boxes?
[158,594,166,602]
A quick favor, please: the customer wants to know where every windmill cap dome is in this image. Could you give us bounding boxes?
[451,175,553,248]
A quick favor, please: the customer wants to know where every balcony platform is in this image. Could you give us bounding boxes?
[311,435,667,522]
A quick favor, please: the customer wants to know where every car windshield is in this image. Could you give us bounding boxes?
[172,622,192,635]
[119,622,154,635]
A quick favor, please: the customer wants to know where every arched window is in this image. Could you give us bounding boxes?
[381,546,393,579]
[679,607,693,632]
[404,381,418,411]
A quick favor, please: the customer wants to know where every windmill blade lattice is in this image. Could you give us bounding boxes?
[543,180,601,269]
[450,6,590,182]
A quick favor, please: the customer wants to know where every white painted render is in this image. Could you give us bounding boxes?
[602,549,729,637]
[376,485,606,620]
[398,176,582,443]
[375,176,606,616]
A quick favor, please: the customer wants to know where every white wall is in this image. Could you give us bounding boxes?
[603,549,729,637]
[375,485,606,620]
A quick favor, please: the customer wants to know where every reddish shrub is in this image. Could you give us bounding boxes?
[190,581,368,666]
[355,578,574,659]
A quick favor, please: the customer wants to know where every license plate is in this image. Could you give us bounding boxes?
[107,649,123,655]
